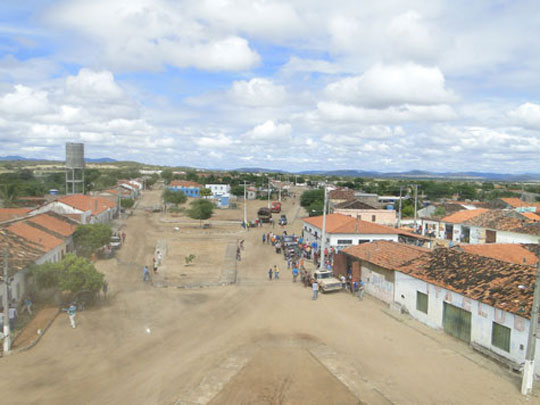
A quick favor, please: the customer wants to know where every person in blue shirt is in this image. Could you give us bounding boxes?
[64,303,77,329]
[292,266,299,282]
[143,265,151,281]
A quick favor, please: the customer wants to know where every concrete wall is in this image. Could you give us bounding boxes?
[361,262,394,304]
[334,209,396,226]
[394,271,540,375]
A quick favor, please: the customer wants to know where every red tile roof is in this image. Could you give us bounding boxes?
[463,209,540,235]
[0,229,44,276]
[441,208,488,224]
[6,221,64,251]
[522,212,540,222]
[343,240,428,270]
[170,180,202,188]
[329,188,355,200]
[303,213,399,235]
[28,213,78,238]
[0,208,33,223]
[501,198,540,213]
[459,243,538,266]
[58,194,116,215]
[399,248,535,318]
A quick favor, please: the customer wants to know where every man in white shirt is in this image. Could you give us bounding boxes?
[8,306,17,330]
[312,281,319,300]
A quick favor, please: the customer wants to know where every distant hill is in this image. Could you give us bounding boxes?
[0,156,117,163]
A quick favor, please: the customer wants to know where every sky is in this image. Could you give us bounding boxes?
[0,0,539,173]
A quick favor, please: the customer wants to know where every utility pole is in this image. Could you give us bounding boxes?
[267,178,271,209]
[398,186,403,229]
[319,186,328,270]
[3,248,11,354]
[243,180,247,226]
[413,184,418,232]
[522,256,540,395]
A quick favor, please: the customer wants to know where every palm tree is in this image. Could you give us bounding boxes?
[0,184,17,207]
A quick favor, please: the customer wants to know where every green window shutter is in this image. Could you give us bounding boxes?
[491,322,511,352]
[416,291,428,314]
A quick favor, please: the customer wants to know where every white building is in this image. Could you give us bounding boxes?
[30,194,117,224]
[394,247,540,374]
[205,184,231,197]
[302,213,399,249]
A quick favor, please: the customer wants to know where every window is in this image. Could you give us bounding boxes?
[337,239,353,245]
[372,215,376,222]
[416,291,428,314]
[492,322,511,352]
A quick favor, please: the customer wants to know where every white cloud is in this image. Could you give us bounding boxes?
[245,120,292,141]
[0,85,50,116]
[325,63,456,108]
[281,56,344,75]
[315,101,456,123]
[508,103,540,130]
[230,78,286,106]
[44,0,260,72]
[65,69,124,100]
[194,133,234,148]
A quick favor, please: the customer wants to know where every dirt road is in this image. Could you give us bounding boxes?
[0,189,538,404]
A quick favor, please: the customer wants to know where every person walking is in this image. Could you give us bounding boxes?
[8,305,17,330]
[340,275,346,289]
[292,266,299,282]
[22,297,33,315]
[121,231,126,244]
[157,251,162,266]
[268,267,273,280]
[102,281,108,300]
[274,265,280,279]
[312,280,319,300]
[66,303,77,329]
[262,234,266,243]
[358,280,365,300]
[143,265,151,282]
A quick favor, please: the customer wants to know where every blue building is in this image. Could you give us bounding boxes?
[168,181,202,197]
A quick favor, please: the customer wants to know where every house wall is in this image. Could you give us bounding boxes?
[333,209,396,226]
[361,262,394,304]
[394,271,540,374]
[496,230,540,244]
[302,222,398,248]
[168,186,200,198]
[206,184,231,197]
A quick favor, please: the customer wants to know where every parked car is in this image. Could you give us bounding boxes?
[279,214,287,225]
[110,234,122,249]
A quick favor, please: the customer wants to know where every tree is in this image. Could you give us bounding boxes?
[200,187,213,198]
[161,169,173,184]
[73,224,113,257]
[187,199,214,225]
[32,254,105,295]
[162,189,187,206]
[231,185,245,197]
[433,206,446,217]
[120,198,135,209]
[300,189,324,208]
[0,184,17,207]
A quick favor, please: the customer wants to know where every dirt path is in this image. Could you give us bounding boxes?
[0,189,538,404]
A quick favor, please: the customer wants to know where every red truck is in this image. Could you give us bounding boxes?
[270,201,281,213]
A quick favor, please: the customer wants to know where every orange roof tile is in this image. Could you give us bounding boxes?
[0,208,33,223]
[501,198,540,212]
[169,180,203,188]
[58,194,116,216]
[7,221,64,250]
[342,240,428,270]
[28,213,78,237]
[441,208,489,224]
[303,213,399,235]
[522,212,540,222]
[0,229,44,275]
[459,243,538,266]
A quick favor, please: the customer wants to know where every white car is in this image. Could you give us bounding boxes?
[110,234,122,249]
[313,270,342,293]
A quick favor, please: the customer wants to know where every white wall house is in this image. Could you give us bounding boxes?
[302,213,399,249]
[393,248,540,375]
[205,184,231,197]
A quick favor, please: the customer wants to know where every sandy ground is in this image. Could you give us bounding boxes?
[0,188,539,405]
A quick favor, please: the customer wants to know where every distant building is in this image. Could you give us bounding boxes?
[205,184,231,197]
[333,199,396,226]
[29,194,118,224]
[168,180,202,198]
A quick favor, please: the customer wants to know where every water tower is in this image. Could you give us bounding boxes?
[65,142,85,194]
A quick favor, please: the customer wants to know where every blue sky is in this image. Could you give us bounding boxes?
[0,0,539,173]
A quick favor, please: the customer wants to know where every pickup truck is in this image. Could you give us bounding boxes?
[313,270,342,293]
[270,201,281,213]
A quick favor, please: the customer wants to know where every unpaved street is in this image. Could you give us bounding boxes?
[0,189,539,405]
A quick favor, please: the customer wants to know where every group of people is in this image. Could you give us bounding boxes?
[242,217,274,230]
[340,275,365,299]
[143,250,163,281]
